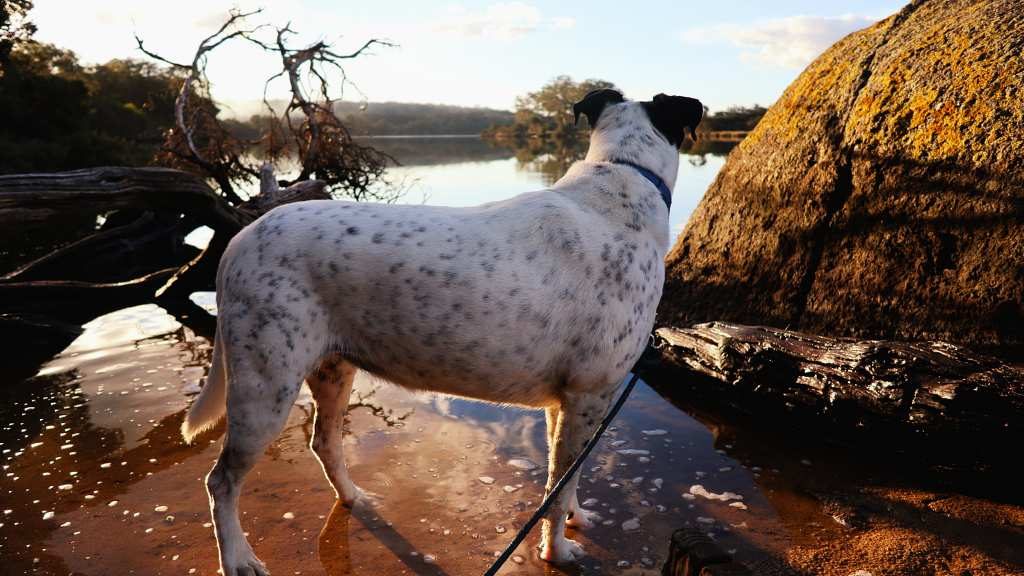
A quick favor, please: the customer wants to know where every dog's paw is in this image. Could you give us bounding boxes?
[341,484,381,509]
[567,506,599,529]
[539,536,585,564]
[222,549,270,576]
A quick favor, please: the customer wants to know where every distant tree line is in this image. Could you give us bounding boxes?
[482,75,617,142]
[0,44,516,175]
[481,75,768,144]
[334,101,513,136]
[699,105,768,133]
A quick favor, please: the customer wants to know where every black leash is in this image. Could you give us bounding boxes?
[482,369,643,575]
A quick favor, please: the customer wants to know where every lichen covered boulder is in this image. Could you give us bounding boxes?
[661,0,1024,351]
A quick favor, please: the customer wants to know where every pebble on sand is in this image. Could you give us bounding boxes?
[478,476,495,485]
[621,517,641,531]
[689,484,743,502]
[506,458,537,470]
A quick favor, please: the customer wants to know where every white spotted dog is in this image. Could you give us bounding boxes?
[181,89,703,575]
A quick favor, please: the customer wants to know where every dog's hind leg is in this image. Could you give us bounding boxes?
[540,391,612,564]
[205,328,309,576]
[306,354,365,505]
[545,406,596,530]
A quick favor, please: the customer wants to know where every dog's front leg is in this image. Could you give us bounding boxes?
[540,392,610,564]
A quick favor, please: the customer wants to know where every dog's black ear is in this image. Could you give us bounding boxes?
[642,94,704,148]
[572,89,625,128]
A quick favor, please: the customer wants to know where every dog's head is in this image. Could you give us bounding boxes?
[573,89,704,149]
[571,89,703,189]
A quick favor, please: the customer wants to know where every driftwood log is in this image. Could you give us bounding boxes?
[0,166,247,232]
[0,165,328,305]
[654,322,1024,435]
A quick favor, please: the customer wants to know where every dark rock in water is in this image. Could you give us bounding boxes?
[661,0,1024,352]
[661,528,733,576]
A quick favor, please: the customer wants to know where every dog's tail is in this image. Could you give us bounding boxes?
[181,327,228,444]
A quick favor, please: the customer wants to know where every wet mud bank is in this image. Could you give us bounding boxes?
[640,355,1024,576]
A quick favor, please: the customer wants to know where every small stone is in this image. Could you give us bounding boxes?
[478,476,495,485]
[42,511,55,520]
[495,524,506,534]
[154,505,169,513]
[621,517,641,531]
[502,485,520,493]
[283,512,295,520]
[512,555,525,565]
[423,554,436,564]
[690,484,743,502]
[506,458,537,470]
[641,429,668,436]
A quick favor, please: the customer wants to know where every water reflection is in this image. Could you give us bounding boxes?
[0,299,795,575]
[4,288,1021,574]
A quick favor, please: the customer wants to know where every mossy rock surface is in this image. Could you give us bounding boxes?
[661,0,1024,350]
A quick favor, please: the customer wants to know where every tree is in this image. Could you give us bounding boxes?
[483,76,618,144]
[135,8,397,203]
[0,0,35,66]
[0,42,181,175]
[514,75,618,129]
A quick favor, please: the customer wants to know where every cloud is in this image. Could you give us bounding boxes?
[681,14,880,68]
[434,2,575,39]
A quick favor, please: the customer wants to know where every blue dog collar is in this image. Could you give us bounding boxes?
[612,160,672,209]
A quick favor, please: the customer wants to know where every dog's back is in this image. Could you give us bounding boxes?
[211,180,662,407]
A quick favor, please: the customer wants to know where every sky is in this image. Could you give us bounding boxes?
[30,1,909,115]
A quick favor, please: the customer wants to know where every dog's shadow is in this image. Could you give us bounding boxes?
[318,501,590,576]
[318,500,453,576]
